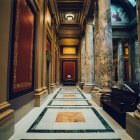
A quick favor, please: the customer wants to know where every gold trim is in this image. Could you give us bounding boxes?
[35,88,44,93]
[0,102,10,110]
[0,109,14,121]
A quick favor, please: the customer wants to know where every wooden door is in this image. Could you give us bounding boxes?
[62,60,77,85]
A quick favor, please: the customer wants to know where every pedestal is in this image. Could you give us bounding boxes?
[35,88,48,107]
[83,84,94,93]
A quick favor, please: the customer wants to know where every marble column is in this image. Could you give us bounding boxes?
[0,0,14,139]
[117,40,124,83]
[80,35,86,86]
[134,40,140,81]
[83,18,94,93]
[94,0,113,89]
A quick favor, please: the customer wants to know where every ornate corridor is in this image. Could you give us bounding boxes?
[0,0,140,140]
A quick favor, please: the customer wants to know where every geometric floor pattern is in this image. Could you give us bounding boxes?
[9,86,133,140]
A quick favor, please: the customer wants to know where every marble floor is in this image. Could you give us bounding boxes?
[9,86,133,140]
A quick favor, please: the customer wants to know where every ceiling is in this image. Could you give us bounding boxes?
[56,0,93,26]
[53,0,94,46]
[56,0,83,25]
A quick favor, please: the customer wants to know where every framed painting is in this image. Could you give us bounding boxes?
[9,0,37,100]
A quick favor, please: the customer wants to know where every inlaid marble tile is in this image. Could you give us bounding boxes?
[64,101,77,105]
[53,93,85,99]
[63,94,76,97]
[48,100,90,106]
[55,112,85,122]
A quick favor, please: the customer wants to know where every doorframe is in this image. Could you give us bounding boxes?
[60,58,78,85]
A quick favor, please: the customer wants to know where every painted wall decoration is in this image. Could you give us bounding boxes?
[9,0,36,99]
[111,4,129,24]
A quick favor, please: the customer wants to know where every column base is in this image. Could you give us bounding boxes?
[35,88,48,107]
[0,102,14,140]
[91,87,111,106]
[50,83,57,93]
[56,82,61,88]
[83,84,94,93]
[126,112,140,140]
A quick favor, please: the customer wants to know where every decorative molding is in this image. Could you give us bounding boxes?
[0,102,14,125]
[35,88,44,93]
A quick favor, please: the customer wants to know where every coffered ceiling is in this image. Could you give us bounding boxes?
[49,0,94,46]
[56,0,93,26]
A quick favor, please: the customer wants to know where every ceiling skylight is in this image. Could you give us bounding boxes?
[127,0,136,7]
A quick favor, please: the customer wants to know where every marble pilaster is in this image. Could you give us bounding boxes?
[80,36,86,85]
[94,0,113,89]
[83,18,94,93]
[117,40,124,83]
